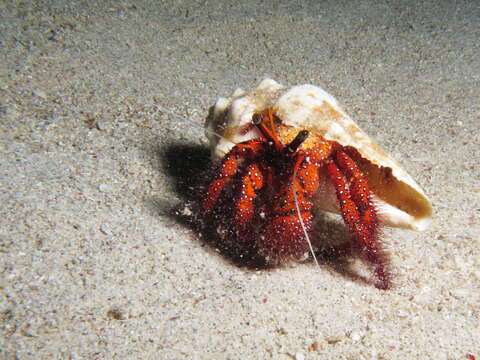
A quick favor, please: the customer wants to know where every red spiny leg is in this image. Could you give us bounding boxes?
[202,140,265,213]
[260,213,314,264]
[259,157,318,263]
[233,163,264,239]
[335,151,377,228]
[270,158,320,215]
[297,160,322,196]
[326,150,390,290]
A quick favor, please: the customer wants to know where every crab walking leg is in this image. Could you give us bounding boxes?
[335,151,391,288]
[326,155,391,289]
[335,151,378,228]
[258,157,317,262]
[234,163,264,237]
[271,157,319,214]
[202,140,265,213]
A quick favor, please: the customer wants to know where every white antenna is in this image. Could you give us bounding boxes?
[293,167,320,268]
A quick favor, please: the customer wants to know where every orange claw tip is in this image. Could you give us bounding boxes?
[206,79,432,231]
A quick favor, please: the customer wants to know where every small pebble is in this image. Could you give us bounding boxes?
[99,183,109,192]
[295,353,305,360]
[349,330,363,342]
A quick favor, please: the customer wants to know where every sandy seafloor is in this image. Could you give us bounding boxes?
[1,0,479,359]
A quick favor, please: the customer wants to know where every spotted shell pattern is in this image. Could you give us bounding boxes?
[206,79,432,231]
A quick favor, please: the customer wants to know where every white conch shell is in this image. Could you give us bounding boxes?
[206,79,432,231]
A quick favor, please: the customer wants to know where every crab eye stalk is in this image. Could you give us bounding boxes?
[252,113,263,126]
[287,130,309,153]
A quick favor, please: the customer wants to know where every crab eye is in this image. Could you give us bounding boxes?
[287,130,309,153]
[252,113,263,126]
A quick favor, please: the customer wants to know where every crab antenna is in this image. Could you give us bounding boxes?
[252,111,282,150]
[287,130,309,153]
[155,104,235,145]
[292,165,320,269]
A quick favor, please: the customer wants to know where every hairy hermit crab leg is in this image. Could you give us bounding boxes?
[326,151,391,289]
[293,162,320,268]
[201,140,265,213]
[288,130,321,268]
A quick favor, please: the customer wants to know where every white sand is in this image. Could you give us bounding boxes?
[1,1,478,359]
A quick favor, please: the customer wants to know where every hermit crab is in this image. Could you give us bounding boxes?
[201,79,432,289]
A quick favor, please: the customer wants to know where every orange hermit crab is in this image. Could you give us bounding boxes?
[202,79,432,289]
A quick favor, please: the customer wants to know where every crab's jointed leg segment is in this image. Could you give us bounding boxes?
[326,150,391,289]
[202,153,238,213]
[202,140,265,213]
[234,163,264,234]
[259,155,320,261]
[335,151,378,231]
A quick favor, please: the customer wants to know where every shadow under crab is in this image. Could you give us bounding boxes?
[160,142,390,289]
